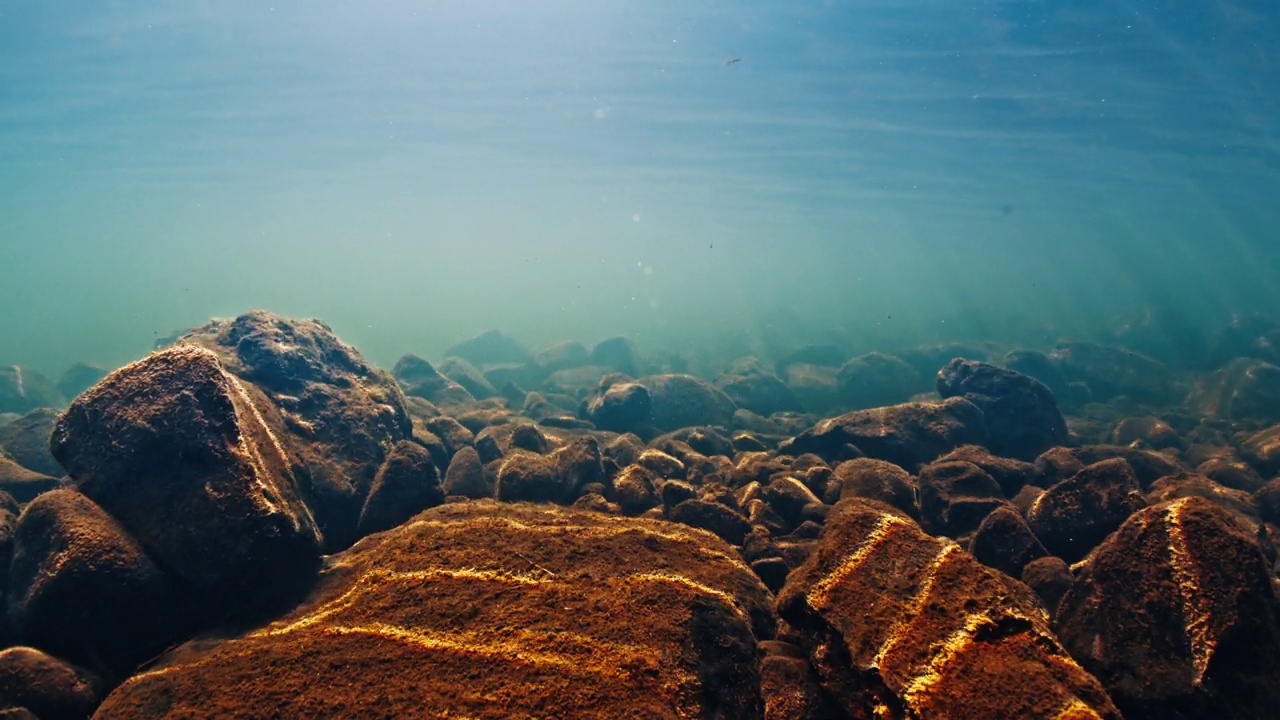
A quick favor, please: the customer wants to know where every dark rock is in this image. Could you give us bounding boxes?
[783,397,987,472]
[357,440,444,536]
[777,344,846,374]
[507,424,549,454]
[444,329,533,367]
[1110,416,1183,450]
[784,363,841,416]
[759,640,844,720]
[777,499,1121,720]
[684,427,734,458]
[534,340,590,373]
[1049,341,1181,405]
[1034,446,1086,486]
[1021,555,1072,615]
[1027,458,1148,563]
[1207,313,1280,369]
[762,476,822,530]
[1197,456,1267,493]
[1010,484,1045,517]
[7,489,192,677]
[731,432,768,453]
[49,345,323,619]
[0,459,59,504]
[917,460,1006,538]
[636,448,685,479]
[835,352,924,410]
[602,433,644,468]
[1071,445,1186,489]
[1055,497,1280,719]
[640,374,736,432]
[392,354,475,406]
[1186,357,1280,423]
[0,408,62,477]
[715,369,801,417]
[436,356,499,401]
[613,464,661,515]
[543,365,614,399]
[660,479,697,509]
[750,557,790,593]
[0,366,65,415]
[177,311,413,552]
[0,647,100,720]
[548,435,605,498]
[93,502,773,720]
[55,362,108,402]
[969,503,1048,578]
[441,446,491,499]
[936,358,1068,460]
[584,381,654,436]
[424,416,474,459]
[896,343,988,379]
[1002,348,1070,399]
[494,451,566,504]
[1241,423,1280,476]
[936,444,1039,497]
[826,457,918,518]
[1146,473,1258,521]
[0,492,18,595]
[668,499,753,546]
[589,336,641,377]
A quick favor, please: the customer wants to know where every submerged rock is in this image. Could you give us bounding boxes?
[1049,342,1180,405]
[834,352,924,411]
[936,358,1068,460]
[0,459,58,504]
[583,379,654,436]
[94,502,773,720]
[54,362,107,403]
[0,646,101,720]
[444,329,533,367]
[1185,356,1280,423]
[50,344,323,620]
[589,336,642,377]
[392,354,475,407]
[0,367,65,415]
[776,498,1120,720]
[1055,497,1280,719]
[0,408,62,478]
[640,374,737,432]
[1027,458,1147,563]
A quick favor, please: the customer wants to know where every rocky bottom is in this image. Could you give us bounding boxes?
[3,309,1280,719]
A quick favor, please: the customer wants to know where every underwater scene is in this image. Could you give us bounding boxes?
[2,1,1280,718]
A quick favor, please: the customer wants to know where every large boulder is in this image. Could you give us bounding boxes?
[916,460,1006,538]
[583,379,655,436]
[444,329,533,367]
[355,439,444,536]
[0,408,62,477]
[6,489,191,677]
[176,311,414,551]
[834,352,925,411]
[777,499,1120,719]
[640,374,737,432]
[0,367,65,415]
[1185,357,1280,423]
[0,647,101,720]
[50,344,323,620]
[782,397,987,472]
[715,367,801,417]
[94,502,774,719]
[1055,497,1280,719]
[0,459,59,504]
[936,358,1067,460]
[392,354,475,407]
[55,363,108,403]
[1027,458,1147,563]
[1049,342,1180,405]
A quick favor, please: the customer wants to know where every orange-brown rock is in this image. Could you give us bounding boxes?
[0,647,100,720]
[94,502,776,719]
[777,498,1120,720]
[1055,497,1280,719]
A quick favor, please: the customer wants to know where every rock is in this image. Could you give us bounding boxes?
[640,374,737,432]
[668,499,752,546]
[1021,556,1072,615]
[424,415,474,459]
[777,344,846,374]
[1110,416,1183,450]
[1002,349,1070,400]
[935,444,1039,497]
[584,380,654,436]
[7,489,192,677]
[1049,341,1180,405]
[589,336,642,377]
[759,641,843,720]
[1241,423,1280,476]
[1186,357,1280,423]
[0,647,100,720]
[55,362,108,403]
[1146,473,1257,521]
[613,464,661,515]
[777,499,1121,720]
[437,356,500,400]
[835,352,925,410]
[969,504,1049,578]
[896,343,988,379]
[826,458,918,518]
[1069,445,1185,489]
[660,479,697,509]
[93,502,773,720]
[715,369,801,417]
[177,311,413,552]
[494,451,566,504]
[762,477,822,530]
[508,424,549,454]
[0,408,62,477]
[441,445,491,499]
[783,397,987,472]
[1196,456,1267,493]
[936,358,1068,460]
[0,492,17,593]
[49,344,323,620]
[0,459,59,504]
[444,329,533,367]
[534,340,590,373]
[356,440,445,536]
[1027,458,1147,563]
[917,460,1007,538]
[1206,313,1280,369]
[392,354,475,406]
[0,366,65,415]
[1055,497,1280,719]
[784,363,841,416]
[1254,478,1280,525]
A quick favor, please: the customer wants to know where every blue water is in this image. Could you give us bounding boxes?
[2,0,1278,374]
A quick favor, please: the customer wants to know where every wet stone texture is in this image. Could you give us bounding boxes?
[93,502,775,720]
[777,498,1121,720]
[1054,496,1280,720]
